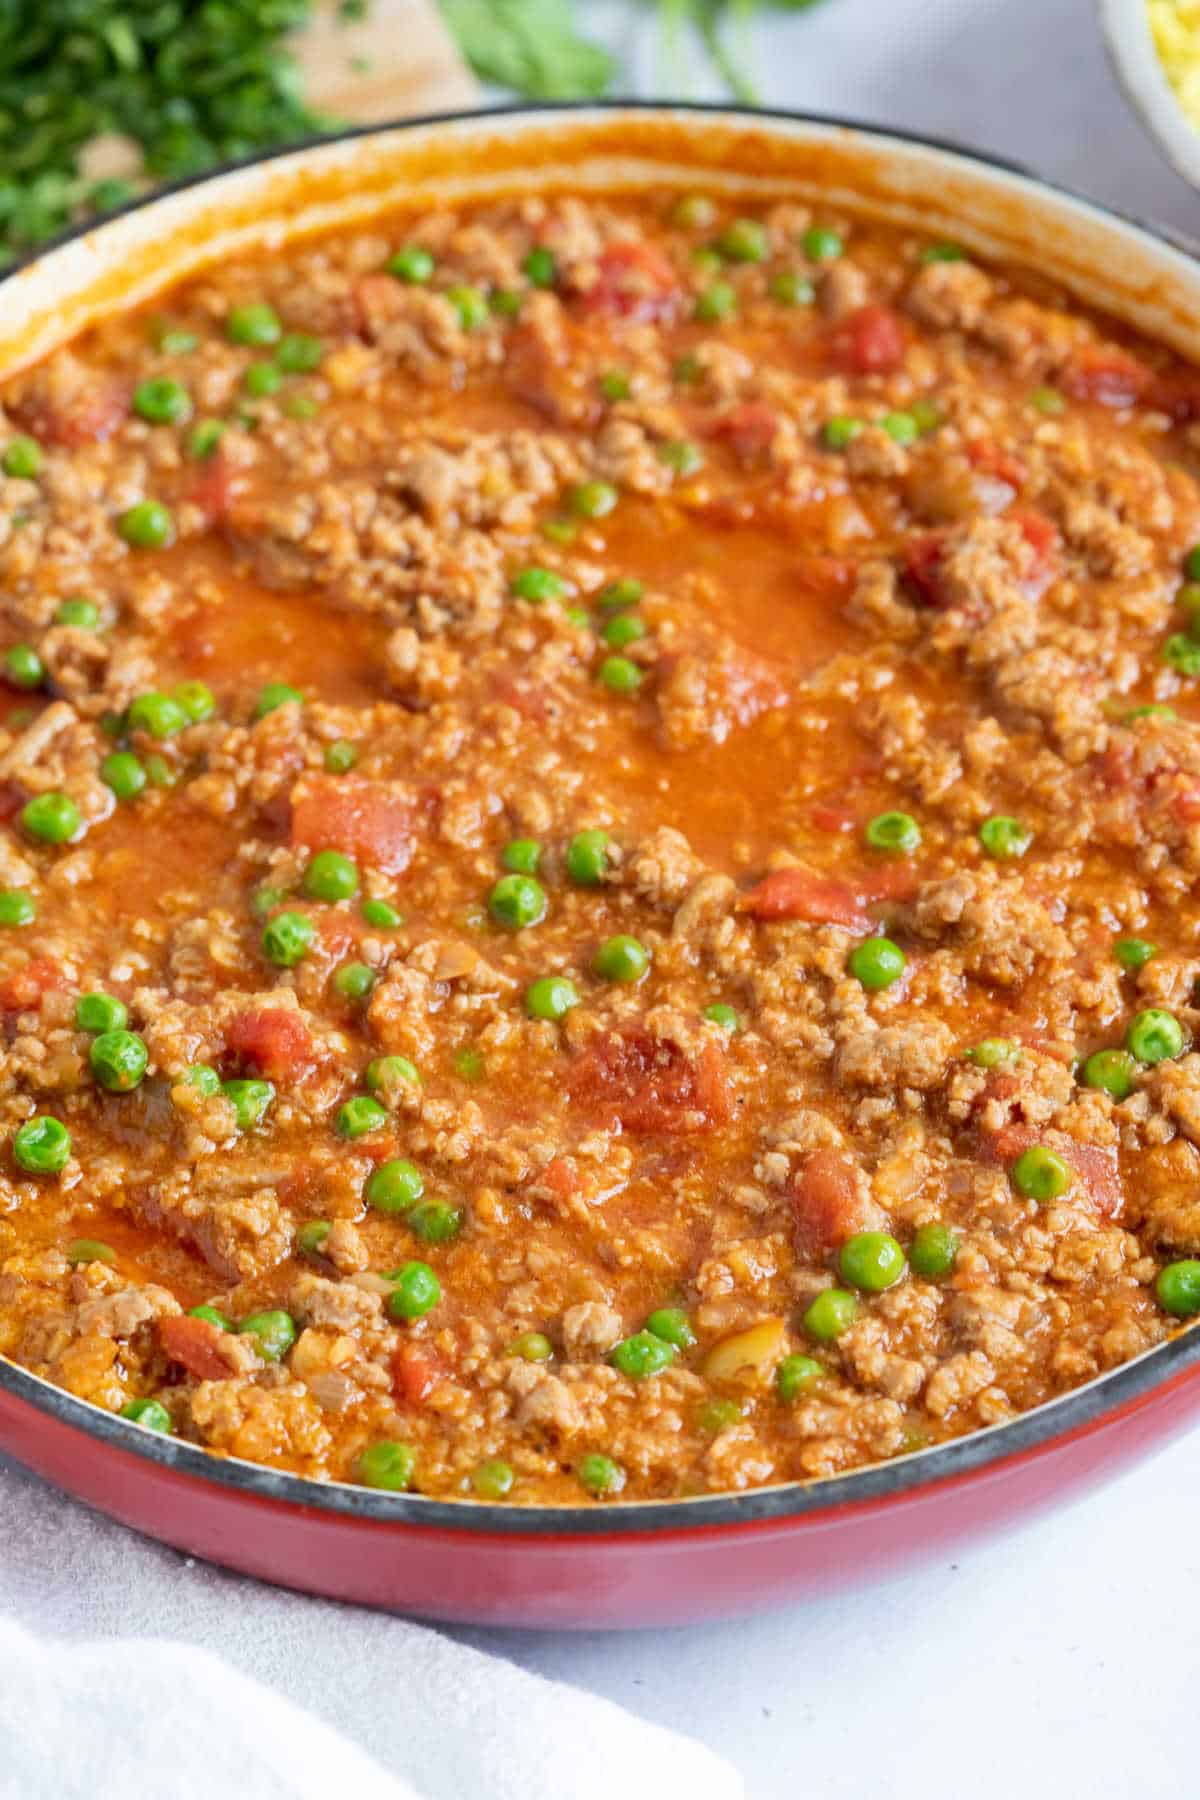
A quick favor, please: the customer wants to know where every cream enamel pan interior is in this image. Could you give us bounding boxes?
[3,105,1200,385]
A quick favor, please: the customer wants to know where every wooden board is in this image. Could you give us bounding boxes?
[295,0,477,123]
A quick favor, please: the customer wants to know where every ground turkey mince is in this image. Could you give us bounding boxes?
[3,189,1200,1504]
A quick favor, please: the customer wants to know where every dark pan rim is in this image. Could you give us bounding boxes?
[2,99,1198,1539]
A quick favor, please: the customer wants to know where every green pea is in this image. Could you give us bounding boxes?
[506,1331,553,1362]
[601,613,646,649]
[803,1288,859,1341]
[823,415,861,450]
[569,480,618,520]
[66,1238,115,1265]
[965,1038,1020,1069]
[695,281,737,322]
[525,975,579,1021]
[718,218,769,262]
[488,874,546,930]
[227,302,281,346]
[357,1440,417,1491]
[365,1056,420,1096]
[4,644,43,689]
[335,1095,388,1139]
[1011,1144,1072,1201]
[698,1398,744,1433]
[1114,936,1157,970]
[362,898,403,929]
[90,1028,148,1092]
[251,884,287,920]
[128,691,187,738]
[133,377,192,425]
[366,1158,425,1214]
[1156,1259,1200,1317]
[645,1307,695,1349]
[387,245,434,283]
[75,992,127,1033]
[303,849,359,903]
[55,598,100,629]
[490,289,523,319]
[658,439,703,476]
[121,1397,172,1433]
[501,837,542,875]
[611,1330,675,1379]
[262,911,315,967]
[13,1116,71,1174]
[220,1077,274,1130]
[454,1047,485,1083]
[0,890,35,927]
[155,324,199,354]
[920,241,965,263]
[1184,544,1200,582]
[598,655,643,695]
[408,1199,463,1243]
[671,194,716,229]
[21,792,80,843]
[839,1232,907,1291]
[864,811,920,854]
[187,420,225,460]
[911,398,942,434]
[243,362,281,400]
[909,1223,960,1278]
[979,815,1033,859]
[597,578,643,612]
[566,828,610,885]
[768,270,814,305]
[189,1303,234,1329]
[145,748,179,787]
[386,1261,441,1321]
[542,518,576,545]
[848,937,906,991]
[334,961,374,1000]
[2,435,42,478]
[1127,1008,1185,1064]
[599,369,631,402]
[117,501,175,549]
[577,1453,625,1497]
[522,244,557,287]
[510,566,566,603]
[703,1002,739,1033]
[324,739,357,774]
[1082,1048,1137,1101]
[276,333,324,374]
[239,1309,297,1361]
[881,411,919,444]
[1163,634,1200,676]
[254,682,303,718]
[447,285,488,331]
[803,226,844,260]
[471,1458,514,1499]
[776,1353,824,1401]
[673,353,702,385]
[181,1064,220,1096]
[1030,385,1065,415]
[593,934,650,983]
[294,1220,330,1259]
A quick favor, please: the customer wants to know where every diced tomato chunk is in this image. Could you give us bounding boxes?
[392,1342,445,1405]
[1012,507,1058,572]
[353,272,406,340]
[829,305,906,376]
[540,1156,581,1199]
[985,1123,1122,1218]
[966,441,1027,489]
[901,530,951,606]
[791,1149,871,1255]
[188,453,232,526]
[1146,370,1200,423]
[1174,784,1200,825]
[707,401,779,461]
[0,779,23,822]
[226,1008,315,1081]
[13,378,129,449]
[738,867,870,930]
[577,241,679,323]
[569,1029,733,1135]
[1062,345,1152,408]
[0,957,61,1012]
[160,1314,234,1382]
[290,774,416,875]
[858,861,921,905]
[811,802,856,834]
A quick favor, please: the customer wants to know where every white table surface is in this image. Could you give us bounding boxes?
[11,4,1200,1796]
[453,1,1200,1793]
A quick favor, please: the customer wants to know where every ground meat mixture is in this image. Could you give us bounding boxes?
[2,190,1200,1506]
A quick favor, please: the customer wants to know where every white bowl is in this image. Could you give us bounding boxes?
[1100,0,1200,187]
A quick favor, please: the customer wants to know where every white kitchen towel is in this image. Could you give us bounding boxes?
[0,1457,744,1800]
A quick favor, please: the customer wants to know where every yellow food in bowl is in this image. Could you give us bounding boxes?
[1149,0,1200,124]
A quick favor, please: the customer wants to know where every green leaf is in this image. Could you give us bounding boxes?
[437,0,614,99]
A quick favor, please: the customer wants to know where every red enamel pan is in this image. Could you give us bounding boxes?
[3,105,1199,1628]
